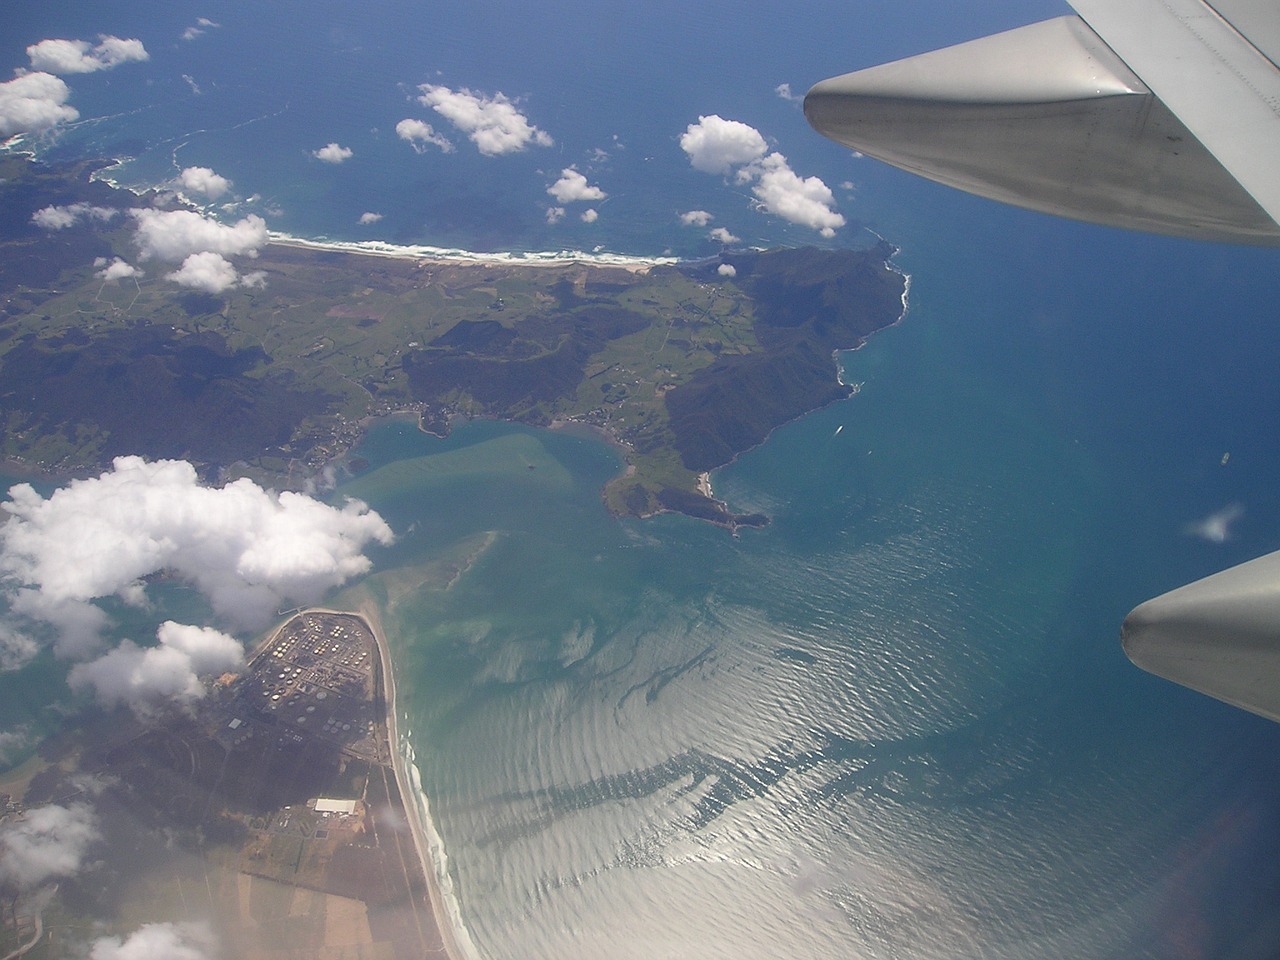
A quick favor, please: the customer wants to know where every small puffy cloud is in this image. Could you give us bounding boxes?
[131,209,268,262]
[417,84,552,156]
[313,142,353,164]
[31,206,78,230]
[69,621,243,714]
[1185,503,1244,543]
[679,115,767,175]
[90,922,217,960]
[395,118,453,153]
[0,457,394,655]
[709,227,740,244]
[680,210,713,227]
[775,83,801,102]
[0,726,34,764]
[27,37,148,75]
[359,212,383,225]
[718,263,737,278]
[680,117,844,236]
[547,167,606,204]
[0,623,38,672]
[182,18,220,41]
[0,802,99,891]
[545,206,565,224]
[840,181,855,191]
[177,166,231,200]
[31,203,117,229]
[94,257,140,281]
[0,72,78,137]
[580,208,598,223]
[747,152,845,237]
[167,251,241,293]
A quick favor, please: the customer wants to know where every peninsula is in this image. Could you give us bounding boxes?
[0,157,907,525]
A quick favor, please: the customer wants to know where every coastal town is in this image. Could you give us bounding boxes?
[0,610,457,960]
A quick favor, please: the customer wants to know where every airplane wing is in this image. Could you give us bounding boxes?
[1123,552,1280,722]
[804,2,1280,244]
[804,0,1280,720]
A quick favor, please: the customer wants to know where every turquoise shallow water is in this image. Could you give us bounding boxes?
[8,0,1280,954]
[334,207,1280,956]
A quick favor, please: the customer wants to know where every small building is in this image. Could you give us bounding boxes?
[313,798,358,815]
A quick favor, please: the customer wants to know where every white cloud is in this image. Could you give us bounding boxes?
[8,589,108,660]
[395,118,453,153]
[545,206,565,224]
[0,622,38,672]
[27,37,149,75]
[547,168,606,204]
[31,203,117,230]
[679,115,768,175]
[131,209,268,262]
[182,18,220,41]
[580,208,599,223]
[0,726,33,764]
[177,166,231,201]
[416,84,552,156]
[90,922,217,960]
[0,457,394,655]
[680,210,713,227]
[0,72,79,137]
[358,212,383,225]
[31,206,78,230]
[746,152,845,237]
[775,83,801,102]
[167,251,241,293]
[95,257,140,281]
[718,263,737,277]
[0,802,99,891]
[709,227,740,244]
[69,621,243,714]
[313,142,353,164]
[680,116,844,237]
[1185,503,1244,543]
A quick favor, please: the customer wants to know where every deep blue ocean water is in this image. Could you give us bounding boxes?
[7,1,1280,957]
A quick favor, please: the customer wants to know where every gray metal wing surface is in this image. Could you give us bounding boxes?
[804,2,1280,243]
[805,0,1280,720]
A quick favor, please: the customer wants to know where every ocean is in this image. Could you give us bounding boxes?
[7,0,1280,957]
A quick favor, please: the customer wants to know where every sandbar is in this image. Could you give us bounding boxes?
[308,602,477,960]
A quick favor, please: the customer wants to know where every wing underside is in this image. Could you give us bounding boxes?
[804,3,1280,243]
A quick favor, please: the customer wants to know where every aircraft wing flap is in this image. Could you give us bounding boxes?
[1070,0,1280,228]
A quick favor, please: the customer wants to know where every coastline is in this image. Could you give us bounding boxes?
[334,601,478,960]
[66,153,675,273]
[266,230,679,274]
[0,156,911,531]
